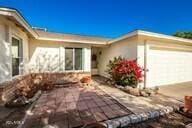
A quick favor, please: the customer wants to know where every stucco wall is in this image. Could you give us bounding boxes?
[28,39,91,73]
[0,18,11,83]
[98,37,138,77]
[0,17,29,83]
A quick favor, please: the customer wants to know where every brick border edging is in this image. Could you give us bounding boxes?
[92,80,181,128]
[104,106,180,128]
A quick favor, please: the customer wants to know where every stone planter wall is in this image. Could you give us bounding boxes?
[0,72,91,103]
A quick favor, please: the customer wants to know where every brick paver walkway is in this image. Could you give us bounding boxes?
[23,84,132,128]
[93,76,182,114]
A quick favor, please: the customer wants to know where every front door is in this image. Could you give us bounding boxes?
[11,37,22,76]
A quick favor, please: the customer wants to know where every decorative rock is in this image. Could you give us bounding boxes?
[129,114,141,124]
[107,80,113,85]
[159,109,166,116]
[148,111,160,118]
[138,113,149,121]
[172,105,180,111]
[106,120,120,128]
[115,85,124,90]
[123,86,132,93]
[129,88,140,96]
[105,104,180,128]
[164,106,174,114]
[140,90,149,97]
[118,116,131,127]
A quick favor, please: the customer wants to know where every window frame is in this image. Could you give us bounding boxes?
[11,35,23,77]
[64,47,84,72]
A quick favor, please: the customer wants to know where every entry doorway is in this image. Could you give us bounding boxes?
[91,47,99,75]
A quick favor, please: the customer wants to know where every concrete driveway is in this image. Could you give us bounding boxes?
[159,82,192,101]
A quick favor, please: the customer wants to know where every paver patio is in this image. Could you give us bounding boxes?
[22,83,132,128]
[20,76,186,128]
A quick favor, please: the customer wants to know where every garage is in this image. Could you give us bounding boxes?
[147,45,192,87]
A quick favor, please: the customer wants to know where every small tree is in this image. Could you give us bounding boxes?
[173,32,192,39]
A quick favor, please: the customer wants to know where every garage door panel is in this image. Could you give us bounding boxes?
[147,49,192,87]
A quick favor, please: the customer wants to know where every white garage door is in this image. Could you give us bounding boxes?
[147,48,192,87]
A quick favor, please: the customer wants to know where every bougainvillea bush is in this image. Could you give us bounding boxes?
[106,56,144,88]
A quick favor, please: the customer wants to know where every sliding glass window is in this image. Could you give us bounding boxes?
[65,48,83,70]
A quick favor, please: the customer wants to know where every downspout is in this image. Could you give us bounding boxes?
[144,40,147,89]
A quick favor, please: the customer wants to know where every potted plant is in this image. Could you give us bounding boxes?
[184,96,192,112]
[80,76,92,85]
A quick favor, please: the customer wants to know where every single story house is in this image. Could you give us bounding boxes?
[1,7,192,89]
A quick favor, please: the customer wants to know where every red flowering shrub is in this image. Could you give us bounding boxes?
[107,57,144,88]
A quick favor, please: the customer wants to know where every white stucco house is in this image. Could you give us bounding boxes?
[1,7,192,88]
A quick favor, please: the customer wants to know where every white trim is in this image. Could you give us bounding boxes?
[63,47,65,71]
[0,8,38,38]
[11,36,23,77]
[137,30,192,44]
[37,37,107,44]
[107,31,138,44]
[108,30,192,45]
[72,48,75,70]
[64,47,84,72]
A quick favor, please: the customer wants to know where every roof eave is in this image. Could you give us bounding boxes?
[107,30,138,44]
[137,30,192,44]
[37,37,108,45]
[0,7,38,38]
[108,30,192,45]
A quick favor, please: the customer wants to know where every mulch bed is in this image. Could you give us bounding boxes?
[22,83,133,128]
